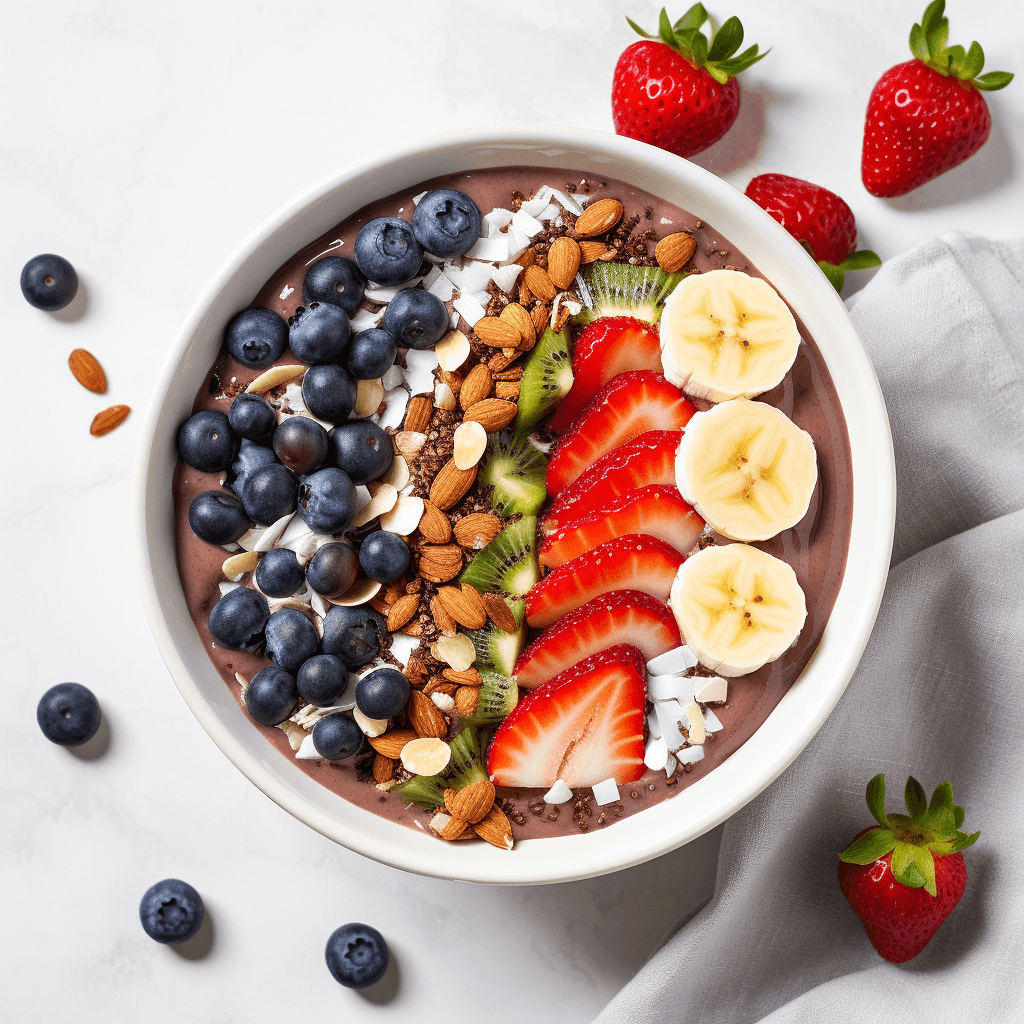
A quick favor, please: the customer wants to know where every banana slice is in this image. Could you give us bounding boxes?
[659,269,800,402]
[676,398,817,542]
[669,544,806,677]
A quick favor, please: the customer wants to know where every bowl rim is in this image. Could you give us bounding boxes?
[134,124,895,885]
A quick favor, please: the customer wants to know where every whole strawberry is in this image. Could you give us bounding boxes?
[838,774,980,963]
[862,1,1013,197]
[745,174,881,292]
[612,5,767,159]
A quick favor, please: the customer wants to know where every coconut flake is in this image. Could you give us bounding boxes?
[381,363,405,391]
[364,277,423,303]
[349,307,385,333]
[676,745,705,766]
[694,676,728,704]
[431,692,456,714]
[673,674,695,706]
[647,645,699,675]
[403,348,439,393]
[353,706,389,737]
[549,188,584,216]
[453,292,487,327]
[489,263,523,293]
[295,733,320,760]
[427,271,455,301]
[253,513,294,552]
[647,673,681,702]
[704,708,724,733]
[519,187,553,217]
[645,734,669,771]
[483,208,514,235]
[435,330,471,372]
[656,700,687,752]
[647,710,662,740]
[465,236,509,262]
[434,381,456,410]
[543,780,574,804]
[380,494,423,535]
[382,454,410,491]
[331,577,383,607]
[511,209,545,238]
[592,778,621,805]
[378,387,410,430]
[277,720,306,751]
[218,581,241,598]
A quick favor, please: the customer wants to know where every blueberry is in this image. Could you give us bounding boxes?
[355,667,410,720]
[412,189,481,259]
[228,392,277,441]
[272,416,329,476]
[347,328,398,380]
[187,490,251,545]
[36,682,101,746]
[306,541,359,598]
[297,468,355,534]
[301,363,357,422]
[322,605,387,668]
[177,410,239,473]
[297,654,350,707]
[302,256,366,316]
[20,254,79,311]
[288,303,350,365]
[358,530,411,584]
[208,586,269,649]
[325,922,389,988]
[354,217,423,286]
[225,307,288,369]
[254,547,305,598]
[244,665,299,725]
[242,463,298,525]
[264,607,320,674]
[312,713,363,760]
[229,438,278,499]
[139,879,205,945]
[328,420,393,485]
[381,288,449,351]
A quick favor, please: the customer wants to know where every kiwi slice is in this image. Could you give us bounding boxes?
[460,516,539,597]
[444,725,489,789]
[571,263,688,327]
[463,670,520,728]
[480,433,548,517]
[393,773,445,809]
[515,327,573,437]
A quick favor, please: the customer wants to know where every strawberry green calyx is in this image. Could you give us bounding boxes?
[909,1,1013,91]
[800,242,882,293]
[839,774,980,897]
[627,4,767,85]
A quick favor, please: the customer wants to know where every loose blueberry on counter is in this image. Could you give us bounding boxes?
[325,922,389,989]
[177,410,239,473]
[244,665,299,726]
[224,307,288,369]
[297,467,355,534]
[306,541,359,599]
[301,363,357,422]
[355,667,410,720]
[273,416,329,476]
[187,490,251,545]
[253,547,306,598]
[297,654,349,707]
[412,189,481,259]
[241,463,298,525]
[322,605,387,667]
[302,255,366,316]
[264,607,320,674]
[329,420,393,485]
[312,713,363,760]
[20,253,79,311]
[208,586,270,649]
[354,217,423,286]
[139,879,205,945]
[229,438,278,498]
[381,288,449,351]
[347,328,398,381]
[358,530,411,584]
[288,302,350,365]
[228,392,277,441]
[36,682,101,746]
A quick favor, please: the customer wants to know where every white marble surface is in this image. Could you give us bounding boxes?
[2,1,1022,1021]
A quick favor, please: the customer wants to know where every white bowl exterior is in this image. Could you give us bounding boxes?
[134,125,894,885]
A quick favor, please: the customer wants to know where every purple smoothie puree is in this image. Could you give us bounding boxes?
[172,166,853,841]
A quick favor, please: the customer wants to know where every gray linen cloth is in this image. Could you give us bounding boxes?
[595,232,1024,1022]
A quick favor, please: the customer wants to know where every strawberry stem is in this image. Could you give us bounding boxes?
[908,1,1013,90]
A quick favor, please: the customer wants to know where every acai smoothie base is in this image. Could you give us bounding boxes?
[172,165,853,846]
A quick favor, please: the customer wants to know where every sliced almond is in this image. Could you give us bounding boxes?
[396,430,427,456]
[331,576,383,607]
[481,592,517,634]
[431,633,476,672]
[90,404,131,436]
[547,236,582,289]
[499,302,535,345]
[400,737,451,776]
[353,706,389,738]
[429,459,477,510]
[355,377,384,417]
[523,265,557,302]
[350,483,399,528]
[417,499,452,544]
[68,348,107,393]
[435,584,487,630]
[246,363,305,394]
[386,593,420,631]
[472,805,514,850]
[222,550,259,581]
[655,231,698,274]
[574,197,624,238]
[435,330,471,372]
[463,398,517,432]
[453,512,502,550]
[417,543,463,583]
[408,689,449,740]
[473,316,522,348]
[459,364,493,410]
[445,780,495,824]
[382,453,410,491]
[380,495,424,536]
[684,701,706,745]
[367,728,418,758]
[403,395,434,434]
[453,420,487,471]
[434,380,456,411]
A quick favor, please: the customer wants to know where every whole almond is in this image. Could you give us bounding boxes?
[408,689,449,740]
[515,249,536,268]
[367,728,418,759]
[90,405,131,436]
[487,351,520,373]
[459,363,493,410]
[386,593,420,632]
[547,236,582,289]
[517,276,532,306]
[373,753,396,784]
[493,366,524,382]
[423,678,459,697]
[655,231,698,274]
[463,398,517,432]
[429,459,477,510]
[417,544,464,584]
[574,197,624,238]
[435,585,487,630]
[402,620,423,637]
[418,499,452,544]
[474,316,522,348]
[439,368,463,396]
[431,812,470,841]
[530,304,551,334]
[404,394,434,434]
[429,594,458,636]
[482,592,517,634]
[495,381,520,400]
[472,805,514,850]
[405,656,428,687]
[454,512,502,549]
[578,240,611,264]
[442,667,483,687]
[523,265,557,302]
[453,685,480,717]
[444,780,495,824]
[500,302,535,345]
[68,349,107,393]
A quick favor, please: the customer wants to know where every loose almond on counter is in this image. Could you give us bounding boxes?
[417,544,464,584]
[459,363,493,410]
[68,348,107,393]
[453,512,502,549]
[453,420,487,470]
[655,231,698,273]
[417,499,452,544]
[463,398,517,432]
[429,459,477,510]
[547,236,582,289]
[90,404,131,436]
[574,197,624,237]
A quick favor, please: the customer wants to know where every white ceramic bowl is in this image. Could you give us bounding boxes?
[134,125,895,885]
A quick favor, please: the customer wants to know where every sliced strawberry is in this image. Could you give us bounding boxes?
[525,534,684,629]
[487,644,647,788]
[539,485,704,568]
[514,590,680,690]
[546,372,695,496]
[541,430,682,534]
[548,317,662,434]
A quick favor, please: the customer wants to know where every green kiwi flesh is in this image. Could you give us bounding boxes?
[459,516,538,597]
[571,263,688,327]
[480,433,548,517]
[462,670,520,728]
[515,327,573,437]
